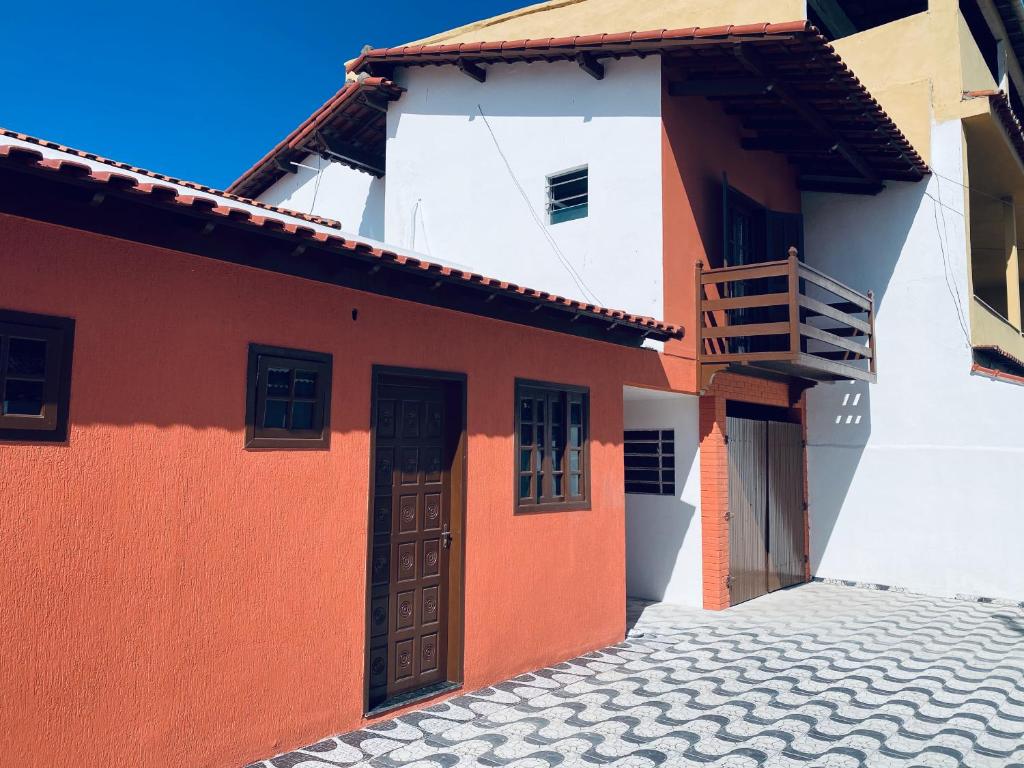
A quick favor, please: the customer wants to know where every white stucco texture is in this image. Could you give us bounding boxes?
[383,57,665,321]
[259,153,386,241]
[803,118,1024,602]
[623,388,703,608]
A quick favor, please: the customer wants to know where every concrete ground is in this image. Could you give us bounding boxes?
[246,583,1024,768]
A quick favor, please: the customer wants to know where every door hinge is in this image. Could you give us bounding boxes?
[723,434,730,445]
[725,574,734,589]
[724,510,731,521]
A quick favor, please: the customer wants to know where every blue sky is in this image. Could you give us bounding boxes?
[1,1,525,189]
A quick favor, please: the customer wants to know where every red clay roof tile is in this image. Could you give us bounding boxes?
[0,128,341,228]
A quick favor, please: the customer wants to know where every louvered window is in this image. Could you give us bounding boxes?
[546,166,588,224]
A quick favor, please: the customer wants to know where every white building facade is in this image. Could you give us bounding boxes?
[240,9,1024,608]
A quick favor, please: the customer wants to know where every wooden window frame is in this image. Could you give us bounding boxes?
[0,309,75,443]
[245,343,332,450]
[514,379,590,513]
[624,429,676,496]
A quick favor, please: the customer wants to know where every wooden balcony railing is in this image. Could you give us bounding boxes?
[696,248,876,387]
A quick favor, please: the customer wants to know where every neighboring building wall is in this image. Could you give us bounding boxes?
[407,0,807,47]
[623,388,702,607]
[804,118,1024,602]
[0,212,683,768]
[829,11,937,163]
[259,152,386,240]
[383,57,665,320]
[661,89,801,363]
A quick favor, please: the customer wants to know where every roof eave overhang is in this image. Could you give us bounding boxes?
[0,146,681,347]
[227,78,406,199]
[349,22,929,192]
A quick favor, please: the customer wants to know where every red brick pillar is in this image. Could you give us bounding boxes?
[699,395,730,610]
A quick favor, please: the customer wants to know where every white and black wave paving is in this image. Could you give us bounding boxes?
[245,583,1024,768]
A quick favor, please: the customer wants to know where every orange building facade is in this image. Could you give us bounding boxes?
[0,145,691,768]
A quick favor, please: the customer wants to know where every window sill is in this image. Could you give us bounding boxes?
[515,502,591,514]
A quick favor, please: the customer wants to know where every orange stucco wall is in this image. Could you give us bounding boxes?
[0,214,690,768]
[661,87,802,365]
[655,83,807,609]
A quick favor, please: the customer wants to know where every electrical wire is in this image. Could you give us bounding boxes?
[924,174,972,348]
[475,104,604,306]
[309,151,324,217]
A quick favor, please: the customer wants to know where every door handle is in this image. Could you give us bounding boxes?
[440,523,453,549]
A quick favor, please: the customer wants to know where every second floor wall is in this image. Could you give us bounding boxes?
[382,56,665,322]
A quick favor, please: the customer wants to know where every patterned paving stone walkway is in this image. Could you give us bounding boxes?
[246,583,1024,768]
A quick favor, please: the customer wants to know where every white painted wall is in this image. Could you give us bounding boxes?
[803,118,1024,602]
[383,57,665,322]
[623,388,703,608]
[259,152,386,240]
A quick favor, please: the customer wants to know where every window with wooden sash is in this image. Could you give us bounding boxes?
[624,429,675,495]
[515,380,589,512]
[245,344,332,450]
[0,310,75,443]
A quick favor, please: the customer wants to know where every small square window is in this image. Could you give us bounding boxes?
[245,344,332,450]
[547,166,588,225]
[624,429,675,496]
[0,309,75,443]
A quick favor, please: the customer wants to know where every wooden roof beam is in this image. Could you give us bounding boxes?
[318,132,386,177]
[732,45,882,186]
[742,135,840,152]
[273,155,298,174]
[577,53,605,80]
[457,58,487,83]
[798,174,884,194]
[669,77,774,96]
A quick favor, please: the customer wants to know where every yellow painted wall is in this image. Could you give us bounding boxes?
[406,0,806,46]
[959,11,999,94]
[829,11,940,160]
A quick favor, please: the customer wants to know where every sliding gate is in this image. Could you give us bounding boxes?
[727,417,806,605]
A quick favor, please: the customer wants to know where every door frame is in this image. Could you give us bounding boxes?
[363,365,467,715]
[725,409,809,607]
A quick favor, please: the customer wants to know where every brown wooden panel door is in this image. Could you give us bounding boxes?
[368,375,453,708]
[727,416,768,606]
[767,421,805,592]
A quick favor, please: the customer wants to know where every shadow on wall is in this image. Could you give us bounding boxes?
[623,389,701,604]
[802,179,928,565]
[625,495,697,601]
[805,380,871,572]
[394,59,661,121]
[0,214,683,443]
[359,177,386,241]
